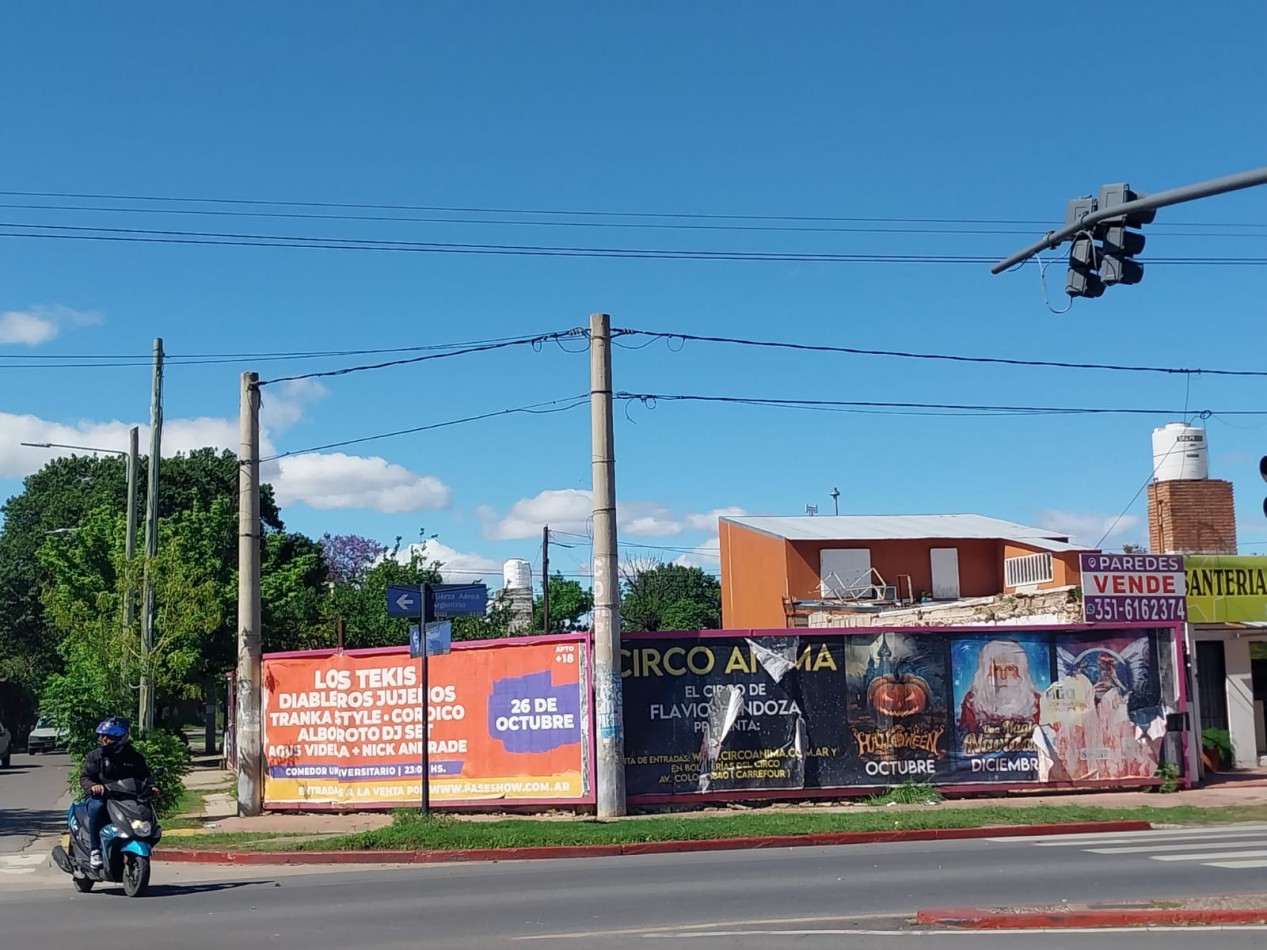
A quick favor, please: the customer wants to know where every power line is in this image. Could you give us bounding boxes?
[617,329,1267,379]
[10,201,1267,240]
[5,221,1267,265]
[617,393,1258,418]
[1,187,1260,229]
[259,395,588,461]
[256,330,585,386]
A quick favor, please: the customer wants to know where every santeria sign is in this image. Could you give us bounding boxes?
[1079,553,1187,623]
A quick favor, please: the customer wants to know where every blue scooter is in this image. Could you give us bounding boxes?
[52,770,163,897]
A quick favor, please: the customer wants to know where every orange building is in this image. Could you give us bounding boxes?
[719,514,1093,629]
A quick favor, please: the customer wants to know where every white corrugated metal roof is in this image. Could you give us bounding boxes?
[720,513,1088,551]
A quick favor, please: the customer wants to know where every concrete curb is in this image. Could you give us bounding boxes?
[154,819,1151,866]
[916,906,1267,929]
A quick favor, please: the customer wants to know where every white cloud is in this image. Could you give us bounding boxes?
[397,540,504,584]
[0,410,450,514]
[483,490,744,541]
[0,305,102,346]
[260,378,329,432]
[686,506,747,532]
[273,453,450,512]
[673,534,722,573]
[1034,509,1143,549]
[0,411,274,480]
[484,488,593,539]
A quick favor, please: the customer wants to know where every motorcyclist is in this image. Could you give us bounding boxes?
[78,717,157,869]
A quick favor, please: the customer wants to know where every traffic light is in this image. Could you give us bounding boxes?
[1066,233,1104,298]
[1064,196,1103,298]
[1098,183,1154,287]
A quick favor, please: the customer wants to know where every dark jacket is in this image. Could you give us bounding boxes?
[79,743,152,796]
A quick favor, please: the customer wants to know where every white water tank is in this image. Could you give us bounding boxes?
[1151,422,1208,482]
[503,558,533,591]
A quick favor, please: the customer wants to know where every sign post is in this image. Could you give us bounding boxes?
[388,582,487,816]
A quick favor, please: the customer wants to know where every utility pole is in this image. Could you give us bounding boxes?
[124,426,139,725]
[830,486,840,517]
[541,525,550,635]
[236,372,263,817]
[139,339,163,733]
[589,312,626,818]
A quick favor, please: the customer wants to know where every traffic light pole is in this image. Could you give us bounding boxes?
[992,165,1267,274]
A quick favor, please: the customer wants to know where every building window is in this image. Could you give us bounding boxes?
[1004,552,1053,588]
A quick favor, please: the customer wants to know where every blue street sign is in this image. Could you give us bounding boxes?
[409,621,452,658]
[429,583,488,618]
[386,585,423,618]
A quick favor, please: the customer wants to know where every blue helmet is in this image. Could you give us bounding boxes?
[95,716,130,752]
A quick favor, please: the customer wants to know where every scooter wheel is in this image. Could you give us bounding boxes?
[73,876,95,893]
[122,855,150,898]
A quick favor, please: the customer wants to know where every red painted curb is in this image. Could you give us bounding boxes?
[154,820,1151,866]
[916,907,1267,929]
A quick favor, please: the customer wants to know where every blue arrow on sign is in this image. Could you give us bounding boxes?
[386,585,423,618]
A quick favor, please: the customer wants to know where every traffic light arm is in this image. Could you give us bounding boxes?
[991,165,1267,274]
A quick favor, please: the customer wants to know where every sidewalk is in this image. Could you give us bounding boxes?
[170,762,1267,837]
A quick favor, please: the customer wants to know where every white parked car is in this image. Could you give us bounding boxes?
[27,716,67,755]
[0,720,11,768]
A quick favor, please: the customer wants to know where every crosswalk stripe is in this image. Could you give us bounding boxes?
[1034,829,1267,848]
[1204,860,1267,869]
[1151,849,1267,862]
[1087,839,1267,854]
[993,824,1267,844]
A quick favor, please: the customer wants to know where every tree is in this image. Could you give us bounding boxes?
[0,455,128,690]
[38,504,221,736]
[2,447,325,723]
[324,537,442,649]
[534,573,593,633]
[621,560,721,632]
[320,533,384,585]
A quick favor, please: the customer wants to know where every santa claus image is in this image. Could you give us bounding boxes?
[958,638,1041,733]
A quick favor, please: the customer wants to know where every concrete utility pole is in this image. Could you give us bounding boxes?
[139,339,163,733]
[236,372,263,817]
[589,312,626,818]
[124,426,139,726]
[541,524,550,635]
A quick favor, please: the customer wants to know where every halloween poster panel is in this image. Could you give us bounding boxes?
[842,632,952,785]
[621,636,847,797]
[1034,632,1165,782]
[947,635,1052,782]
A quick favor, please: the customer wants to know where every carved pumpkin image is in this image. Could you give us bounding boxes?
[867,673,931,717]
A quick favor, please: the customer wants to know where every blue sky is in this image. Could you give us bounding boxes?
[3,3,1267,589]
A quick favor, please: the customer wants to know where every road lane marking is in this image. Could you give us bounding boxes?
[1203,860,1267,869]
[514,911,913,940]
[994,825,1267,844]
[1151,849,1267,862]
[1088,839,1267,854]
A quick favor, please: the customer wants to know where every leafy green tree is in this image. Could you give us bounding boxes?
[534,573,593,633]
[325,537,442,649]
[621,561,721,631]
[0,455,128,690]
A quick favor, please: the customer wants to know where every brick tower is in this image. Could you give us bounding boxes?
[1146,423,1237,554]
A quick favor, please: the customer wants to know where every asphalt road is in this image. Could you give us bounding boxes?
[0,751,71,857]
[3,759,1267,947]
